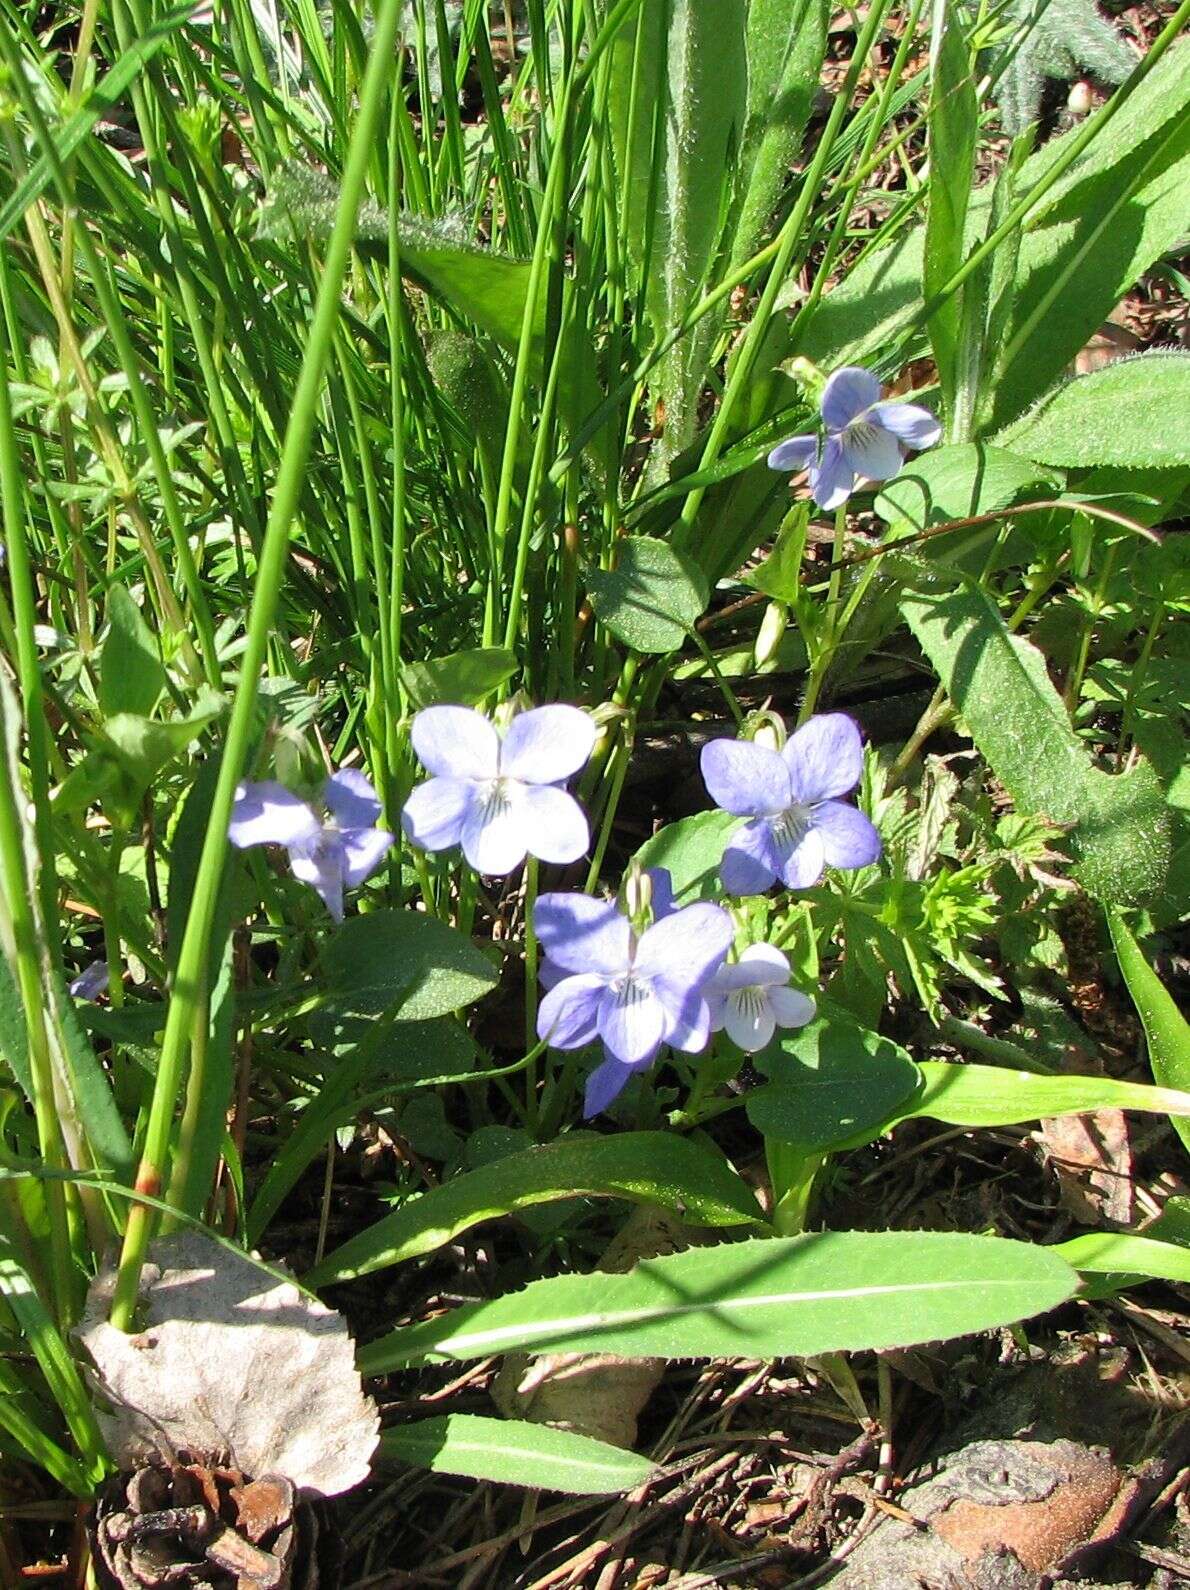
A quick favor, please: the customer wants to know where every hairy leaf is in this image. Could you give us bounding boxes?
[901,583,1172,903]
[359,1231,1077,1371]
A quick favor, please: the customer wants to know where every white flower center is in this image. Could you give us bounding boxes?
[609,970,649,1004]
[843,416,879,448]
[770,801,812,855]
[479,776,515,819]
[730,985,769,1021]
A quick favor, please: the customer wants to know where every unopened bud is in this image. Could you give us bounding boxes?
[748,709,787,752]
[1067,81,1093,117]
[493,690,532,734]
[753,601,788,670]
[620,861,652,929]
[776,356,826,406]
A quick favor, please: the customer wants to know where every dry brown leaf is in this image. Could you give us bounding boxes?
[77,1233,378,1495]
[1038,1109,1134,1226]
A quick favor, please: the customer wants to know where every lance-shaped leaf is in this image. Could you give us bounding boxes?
[379,1414,656,1494]
[359,1231,1076,1373]
[1108,910,1190,1154]
[307,1132,765,1285]
[893,1062,1190,1129]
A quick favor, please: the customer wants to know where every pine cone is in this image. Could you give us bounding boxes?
[91,1462,342,1589]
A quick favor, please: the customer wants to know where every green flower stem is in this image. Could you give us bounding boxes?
[767,1142,823,1238]
[798,504,849,724]
[499,42,578,652]
[675,0,894,559]
[107,0,412,1330]
[523,857,541,1134]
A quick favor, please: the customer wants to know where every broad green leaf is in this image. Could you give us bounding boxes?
[997,353,1190,470]
[895,1062,1190,1128]
[317,910,498,1035]
[400,646,518,709]
[797,39,1190,415]
[99,585,165,720]
[608,0,747,464]
[378,1414,656,1494]
[746,1016,921,1153]
[731,0,828,269]
[1108,911,1190,1154]
[875,444,1059,541]
[633,810,738,903]
[54,689,225,829]
[359,1231,1077,1372]
[306,1132,765,1285]
[586,537,708,653]
[1053,1232,1190,1286]
[923,4,977,408]
[985,102,1190,432]
[901,583,1172,904]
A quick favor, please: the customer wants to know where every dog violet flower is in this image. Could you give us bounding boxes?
[69,960,110,1000]
[767,366,941,510]
[701,713,882,894]
[229,769,394,922]
[707,945,816,1052]
[534,888,733,1116]
[402,704,595,875]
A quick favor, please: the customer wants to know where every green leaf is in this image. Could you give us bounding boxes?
[1053,1232,1190,1287]
[895,1062,1190,1128]
[317,909,498,1035]
[746,1016,921,1152]
[606,0,748,463]
[996,353,1190,470]
[358,1231,1077,1373]
[378,1414,657,1494]
[586,537,708,654]
[306,1132,765,1285]
[400,647,518,709]
[99,585,166,720]
[1108,911,1190,1155]
[0,1242,106,1481]
[633,810,739,903]
[0,2,199,243]
[797,39,1190,420]
[900,582,1172,904]
[875,444,1059,541]
[0,1356,96,1496]
[731,0,828,269]
[923,5,977,407]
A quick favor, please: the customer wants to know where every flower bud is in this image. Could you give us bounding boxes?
[746,709,787,753]
[753,601,788,671]
[620,861,652,930]
[493,690,533,735]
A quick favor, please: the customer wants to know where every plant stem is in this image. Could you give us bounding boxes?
[108,0,413,1329]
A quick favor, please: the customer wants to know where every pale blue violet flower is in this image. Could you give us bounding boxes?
[402,704,595,876]
[767,366,941,511]
[701,713,882,895]
[534,888,733,1116]
[69,960,110,1000]
[707,944,816,1052]
[228,768,394,922]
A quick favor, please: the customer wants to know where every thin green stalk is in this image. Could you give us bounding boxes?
[676,0,894,554]
[108,0,412,1329]
[499,59,578,649]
